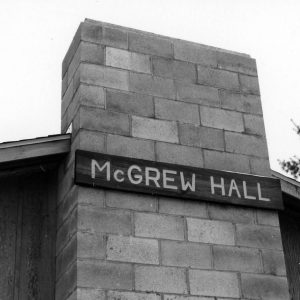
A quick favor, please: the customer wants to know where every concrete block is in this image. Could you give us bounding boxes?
[176,82,219,107]
[236,224,283,250]
[132,116,178,143]
[240,74,260,95]
[161,240,211,268]
[79,106,130,136]
[135,266,187,293]
[71,129,106,154]
[250,157,271,176]
[55,262,77,300]
[216,51,257,76]
[81,22,103,44]
[213,245,261,273]
[174,42,217,66]
[189,270,239,298]
[62,71,68,97]
[135,212,184,240]
[68,42,105,84]
[244,114,266,136]
[207,203,255,224]
[187,218,235,245]
[80,84,105,108]
[204,150,250,173]
[152,57,196,83]
[200,106,244,132]
[56,235,77,279]
[106,47,151,73]
[225,131,269,158]
[77,231,106,259]
[77,288,105,300]
[197,66,239,90]
[159,196,207,218]
[79,63,129,90]
[129,32,173,57]
[156,142,203,168]
[106,190,157,212]
[241,273,289,300]
[107,235,159,264]
[103,26,128,49]
[155,98,200,124]
[56,207,77,254]
[129,72,176,99]
[78,206,131,235]
[62,79,74,117]
[219,90,263,115]
[179,123,224,151]
[262,250,286,276]
[78,260,133,290]
[106,89,154,117]
[164,295,213,300]
[107,134,155,160]
[108,291,160,300]
[257,210,279,227]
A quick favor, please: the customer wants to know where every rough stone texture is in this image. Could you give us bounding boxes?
[203,150,250,173]
[135,266,187,294]
[213,245,261,273]
[152,57,196,83]
[106,89,154,117]
[241,273,289,300]
[58,19,288,300]
[106,47,151,73]
[189,270,240,298]
[107,235,159,264]
[200,106,244,132]
[197,65,239,90]
[107,134,155,160]
[179,123,224,151]
[159,196,207,218]
[155,98,200,124]
[106,190,157,212]
[132,116,179,143]
[135,212,184,240]
[161,240,211,268]
[156,142,203,168]
[187,218,235,245]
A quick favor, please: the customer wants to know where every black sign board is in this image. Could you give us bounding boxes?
[75,150,283,210]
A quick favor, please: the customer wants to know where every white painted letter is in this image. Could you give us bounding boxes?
[257,183,270,201]
[114,169,124,183]
[145,167,160,187]
[91,160,110,181]
[243,181,256,200]
[128,165,143,184]
[210,176,225,196]
[228,179,241,198]
[163,169,177,190]
[180,172,195,192]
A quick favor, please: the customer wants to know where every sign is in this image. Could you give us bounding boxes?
[75,150,283,210]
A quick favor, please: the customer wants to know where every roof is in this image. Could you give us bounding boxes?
[0,134,71,165]
[272,170,300,200]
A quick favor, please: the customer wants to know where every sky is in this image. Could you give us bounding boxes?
[0,0,299,175]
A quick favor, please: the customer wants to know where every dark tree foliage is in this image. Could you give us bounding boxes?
[278,120,300,179]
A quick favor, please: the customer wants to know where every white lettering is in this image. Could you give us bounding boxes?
[114,169,124,182]
[128,165,143,184]
[228,179,241,198]
[210,176,225,196]
[91,160,110,181]
[163,169,177,190]
[180,172,195,192]
[243,181,256,200]
[145,167,160,187]
[257,183,270,201]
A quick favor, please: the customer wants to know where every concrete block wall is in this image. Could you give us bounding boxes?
[56,19,289,300]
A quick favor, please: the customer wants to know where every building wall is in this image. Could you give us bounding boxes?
[56,19,289,300]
